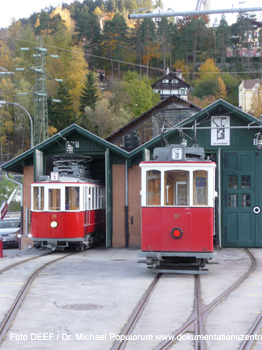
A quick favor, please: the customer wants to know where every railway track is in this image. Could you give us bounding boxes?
[0,252,76,344]
[111,248,257,350]
[154,248,257,350]
[111,273,162,350]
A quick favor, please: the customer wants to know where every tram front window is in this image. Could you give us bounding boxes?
[164,171,189,206]
[65,187,80,210]
[146,170,161,205]
[193,170,208,205]
[48,189,61,211]
[33,187,44,210]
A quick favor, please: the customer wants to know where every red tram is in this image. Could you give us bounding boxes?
[139,144,216,273]
[30,157,105,251]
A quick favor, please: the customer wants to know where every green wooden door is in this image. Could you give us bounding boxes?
[222,150,262,247]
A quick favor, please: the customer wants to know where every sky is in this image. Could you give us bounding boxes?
[0,0,261,29]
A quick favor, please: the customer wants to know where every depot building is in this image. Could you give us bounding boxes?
[2,99,262,249]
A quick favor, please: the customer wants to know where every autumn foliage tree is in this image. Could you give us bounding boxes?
[192,58,227,100]
[251,85,262,118]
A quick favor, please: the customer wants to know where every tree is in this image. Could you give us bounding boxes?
[0,174,21,212]
[49,82,75,131]
[251,84,262,118]
[231,14,256,69]
[79,72,99,114]
[135,18,157,76]
[220,73,241,105]
[216,15,231,67]
[74,6,102,67]
[192,59,227,99]
[178,16,211,79]
[198,58,221,79]
[82,98,132,138]
[157,18,173,72]
[122,72,160,118]
[101,14,129,78]
[35,10,65,35]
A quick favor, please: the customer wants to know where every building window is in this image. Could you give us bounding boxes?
[241,175,251,189]
[229,194,237,207]
[229,175,238,189]
[241,194,251,207]
[179,88,186,96]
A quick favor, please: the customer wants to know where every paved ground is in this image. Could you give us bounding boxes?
[0,247,262,350]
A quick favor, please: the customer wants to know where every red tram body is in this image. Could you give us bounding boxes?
[30,157,105,251]
[139,145,216,273]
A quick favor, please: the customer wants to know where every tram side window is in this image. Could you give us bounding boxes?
[88,187,92,210]
[48,189,61,211]
[164,171,189,206]
[99,188,104,209]
[193,171,208,205]
[94,187,97,209]
[146,170,161,205]
[65,187,80,210]
[91,187,94,209]
[33,187,44,210]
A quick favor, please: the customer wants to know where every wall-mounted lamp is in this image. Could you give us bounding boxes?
[181,137,187,146]
[253,132,262,150]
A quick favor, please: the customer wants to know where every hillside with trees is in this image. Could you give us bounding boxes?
[0,1,261,160]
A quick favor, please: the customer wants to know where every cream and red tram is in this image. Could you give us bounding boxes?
[31,157,105,251]
[139,145,216,273]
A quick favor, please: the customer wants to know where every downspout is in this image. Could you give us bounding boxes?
[4,172,23,236]
[218,149,222,249]
[125,160,129,248]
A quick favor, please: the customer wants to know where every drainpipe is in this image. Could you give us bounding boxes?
[218,149,222,249]
[5,173,23,237]
[125,160,129,248]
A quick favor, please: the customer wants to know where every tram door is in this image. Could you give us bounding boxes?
[84,187,91,232]
[222,150,262,247]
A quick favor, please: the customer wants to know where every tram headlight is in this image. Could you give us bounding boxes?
[171,227,183,239]
[50,221,58,228]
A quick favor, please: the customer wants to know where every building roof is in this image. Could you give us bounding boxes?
[1,99,262,173]
[106,95,199,144]
[0,124,129,174]
[242,80,262,90]
[151,72,190,89]
[129,99,262,157]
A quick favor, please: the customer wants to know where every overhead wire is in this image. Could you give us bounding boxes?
[1,33,262,76]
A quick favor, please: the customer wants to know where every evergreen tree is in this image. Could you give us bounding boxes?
[74,6,101,58]
[157,18,174,72]
[216,15,231,67]
[49,82,75,131]
[79,72,99,113]
[136,18,157,76]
